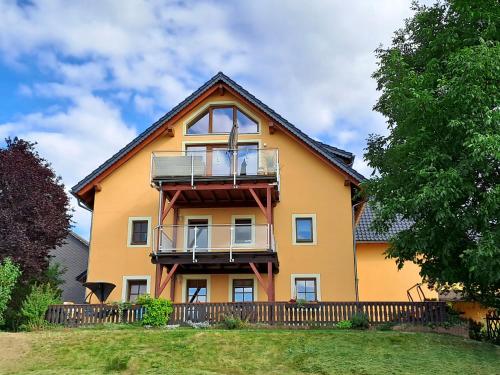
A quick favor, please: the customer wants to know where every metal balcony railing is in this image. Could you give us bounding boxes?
[151,148,279,186]
[153,224,275,261]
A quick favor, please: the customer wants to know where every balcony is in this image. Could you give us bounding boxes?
[151,148,279,186]
[151,224,278,274]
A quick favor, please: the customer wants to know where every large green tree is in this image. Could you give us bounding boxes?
[365,0,499,307]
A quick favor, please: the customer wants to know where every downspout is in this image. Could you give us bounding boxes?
[352,201,364,303]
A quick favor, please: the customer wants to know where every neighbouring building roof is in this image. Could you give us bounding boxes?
[356,205,412,242]
[71,72,365,195]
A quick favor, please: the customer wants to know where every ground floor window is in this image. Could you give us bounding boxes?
[232,279,254,302]
[294,278,318,302]
[127,280,148,302]
[186,279,208,303]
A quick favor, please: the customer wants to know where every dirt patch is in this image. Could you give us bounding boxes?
[0,332,32,372]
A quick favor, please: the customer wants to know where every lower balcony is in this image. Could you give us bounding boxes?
[151,224,279,274]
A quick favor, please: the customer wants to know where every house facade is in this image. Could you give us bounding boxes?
[72,72,431,304]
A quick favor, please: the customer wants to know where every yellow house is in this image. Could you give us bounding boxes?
[72,72,433,304]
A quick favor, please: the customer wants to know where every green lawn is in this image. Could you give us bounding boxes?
[0,327,499,374]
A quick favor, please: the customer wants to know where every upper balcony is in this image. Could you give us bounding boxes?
[151,148,279,187]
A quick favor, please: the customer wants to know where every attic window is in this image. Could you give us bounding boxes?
[187,105,258,134]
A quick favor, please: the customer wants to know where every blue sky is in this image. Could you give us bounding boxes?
[0,0,417,238]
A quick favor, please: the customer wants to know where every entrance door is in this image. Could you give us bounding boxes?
[187,219,209,252]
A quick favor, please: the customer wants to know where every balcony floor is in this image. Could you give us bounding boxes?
[151,251,279,274]
[156,178,279,208]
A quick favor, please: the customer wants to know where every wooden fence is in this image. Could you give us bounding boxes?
[486,310,499,343]
[170,301,446,326]
[46,304,145,327]
[46,301,447,327]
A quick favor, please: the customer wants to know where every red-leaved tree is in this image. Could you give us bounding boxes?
[0,138,71,280]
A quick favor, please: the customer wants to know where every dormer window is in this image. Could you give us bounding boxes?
[187,105,258,135]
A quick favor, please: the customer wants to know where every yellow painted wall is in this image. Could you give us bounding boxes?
[451,301,493,323]
[87,90,357,302]
[357,242,437,301]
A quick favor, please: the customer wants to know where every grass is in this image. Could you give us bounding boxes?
[0,326,499,374]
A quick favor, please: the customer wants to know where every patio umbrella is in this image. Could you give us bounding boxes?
[227,119,239,179]
[83,281,116,304]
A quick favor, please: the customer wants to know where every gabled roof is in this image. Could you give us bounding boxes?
[355,204,412,242]
[72,72,365,196]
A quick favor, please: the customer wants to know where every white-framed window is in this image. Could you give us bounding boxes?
[122,275,151,302]
[182,101,261,136]
[231,215,255,247]
[183,215,212,251]
[127,217,152,248]
[228,275,258,302]
[292,214,317,245]
[291,274,321,301]
[181,275,211,303]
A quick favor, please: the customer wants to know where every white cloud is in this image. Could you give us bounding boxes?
[0,92,136,235]
[0,0,416,237]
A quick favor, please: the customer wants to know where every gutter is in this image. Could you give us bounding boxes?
[71,191,92,212]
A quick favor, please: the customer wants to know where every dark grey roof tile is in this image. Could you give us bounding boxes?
[356,204,411,242]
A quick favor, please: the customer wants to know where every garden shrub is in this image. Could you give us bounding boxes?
[0,258,21,326]
[221,314,245,329]
[350,312,370,330]
[336,320,352,329]
[136,295,173,327]
[468,319,485,341]
[376,322,396,331]
[20,283,60,331]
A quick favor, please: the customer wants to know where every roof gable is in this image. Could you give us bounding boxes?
[72,72,365,201]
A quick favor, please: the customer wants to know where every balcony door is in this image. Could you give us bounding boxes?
[187,219,209,252]
[185,143,258,177]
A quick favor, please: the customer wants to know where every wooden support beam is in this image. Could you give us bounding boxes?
[179,190,187,202]
[154,264,163,298]
[158,264,179,297]
[266,187,273,225]
[268,121,276,134]
[236,189,246,201]
[218,84,225,96]
[249,188,267,217]
[170,275,176,301]
[221,189,231,202]
[94,183,102,192]
[206,190,216,201]
[162,190,181,222]
[172,208,179,248]
[162,183,271,192]
[249,262,268,292]
[267,261,275,302]
[163,127,175,137]
[192,189,202,202]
